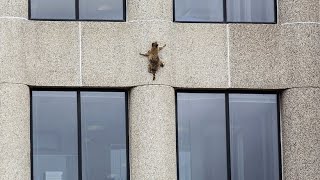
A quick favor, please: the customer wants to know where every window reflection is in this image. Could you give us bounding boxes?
[32,91,78,180]
[31,0,75,19]
[81,92,127,180]
[227,0,275,22]
[79,0,124,20]
[177,93,228,180]
[229,94,279,180]
[175,0,224,22]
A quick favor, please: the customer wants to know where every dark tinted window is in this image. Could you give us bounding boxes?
[81,92,127,180]
[227,0,275,22]
[32,90,128,180]
[177,93,228,180]
[29,0,125,21]
[174,0,276,23]
[174,0,224,22]
[230,94,279,180]
[79,0,124,20]
[32,91,79,180]
[176,92,280,180]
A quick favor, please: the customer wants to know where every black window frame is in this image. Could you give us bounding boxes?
[30,87,130,180]
[173,0,277,24]
[175,89,282,180]
[28,0,127,22]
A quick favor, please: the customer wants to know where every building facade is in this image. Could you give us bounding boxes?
[0,0,319,180]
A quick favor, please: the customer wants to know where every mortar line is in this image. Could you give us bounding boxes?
[0,16,28,20]
[128,19,172,23]
[79,22,82,86]
[282,22,320,25]
[227,24,231,88]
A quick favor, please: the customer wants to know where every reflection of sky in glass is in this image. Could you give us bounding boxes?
[177,93,228,180]
[175,0,223,22]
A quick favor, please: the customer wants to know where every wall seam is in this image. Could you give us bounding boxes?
[282,22,320,25]
[283,86,320,90]
[128,19,172,23]
[227,24,231,88]
[0,16,28,20]
[0,82,29,86]
[131,84,174,89]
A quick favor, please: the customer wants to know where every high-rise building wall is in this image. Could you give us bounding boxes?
[0,0,319,179]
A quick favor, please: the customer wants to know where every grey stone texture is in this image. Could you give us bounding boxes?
[127,0,172,21]
[279,0,320,23]
[25,21,80,86]
[280,24,320,88]
[0,19,27,84]
[0,0,27,18]
[172,23,229,88]
[229,24,288,89]
[129,85,177,180]
[281,88,320,180]
[0,84,30,180]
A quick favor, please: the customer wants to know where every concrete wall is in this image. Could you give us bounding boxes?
[0,0,319,179]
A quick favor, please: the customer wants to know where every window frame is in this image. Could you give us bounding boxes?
[173,0,277,24]
[175,89,282,180]
[30,87,130,180]
[28,0,127,22]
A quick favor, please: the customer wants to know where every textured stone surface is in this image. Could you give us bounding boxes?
[82,21,173,87]
[0,19,27,84]
[229,24,288,89]
[281,88,320,180]
[0,0,27,18]
[0,84,30,180]
[129,85,177,180]
[171,23,228,88]
[127,0,172,21]
[25,21,80,86]
[280,24,320,88]
[279,0,320,23]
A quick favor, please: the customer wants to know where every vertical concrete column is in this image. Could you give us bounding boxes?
[0,84,30,180]
[129,85,177,180]
[281,88,320,180]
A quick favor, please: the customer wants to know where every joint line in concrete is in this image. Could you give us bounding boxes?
[282,22,320,25]
[0,16,28,20]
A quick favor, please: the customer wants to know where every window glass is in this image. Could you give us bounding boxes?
[229,94,279,180]
[79,0,124,20]
[31,0,76,19]
[227,0,275,22]
[81,92,127,180]
[174,0,224,22]
[32,91,78,180]
[177,93,228,180]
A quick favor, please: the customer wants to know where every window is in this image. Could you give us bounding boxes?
[174,0,276,23]
[32,90,129,180]
[177,91,281,180]
[29,0,126,21]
